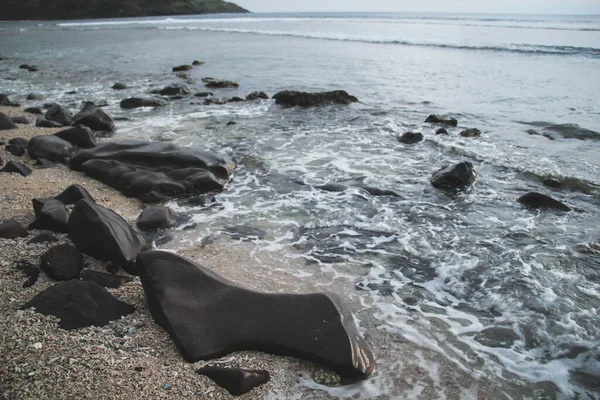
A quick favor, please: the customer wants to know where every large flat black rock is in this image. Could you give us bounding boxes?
[273,90,358,107]
[134,251,375,378]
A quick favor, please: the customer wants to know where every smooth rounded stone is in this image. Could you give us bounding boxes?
[111,82,127,90]
[68,199,146,264]
[72,102,115,132]
[45,103,73,126]
[191,60,205,66]
[355,184,401,197]
[29,198,70,233]
[0,112,18,130]
[16,259,40,288]
[542,178,562,188]
[134,250,375,378]
[273,90,358,107]
[5,144,25,156]
[28,232,59,244]
[197,367,270,396]
[228,96,244,103]
[8,137,29,147]
[0,219,28,239]
[172,64,193,72]
[460,128,482,137]
[517,192,571,211]
[26,93,42,100]
[79,270,133,289]
[157,83,190,96]
[430,162,477,191]
[397,132,423,144]
[316,183,348,192]
[204,80,239,89]
[10,116,29,124]
[245,91,269,101]
[226,121,237,126]
[54,184,95,205]
[40,244,83,281]
[474,327,520,348]
[436,127,449,135]
[54,125,96,148]
[223,225,266,241]
[0,94,20,107]
[120,97,167,109]
[35,158,56,169]
[24,107,43,115]
[28,135,74,161]
[36,118,63,128]
[0,161,32,177]
[194,92,213,98]
[136,206,175,231]
[70,141,234,203]
[22,280,134,330]
[425,114,458,126]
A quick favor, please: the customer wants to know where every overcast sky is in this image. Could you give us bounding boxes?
[233,0,600,15]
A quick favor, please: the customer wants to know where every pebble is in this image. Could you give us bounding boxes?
[162,383,172,390]
[33,342,42,349]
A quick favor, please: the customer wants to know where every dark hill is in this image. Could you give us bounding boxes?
[2,0,249,21]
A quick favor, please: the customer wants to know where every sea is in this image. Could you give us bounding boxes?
[1,12,599,399]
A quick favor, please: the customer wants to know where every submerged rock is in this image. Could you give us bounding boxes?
[273,90,358,107]
[520,121,600,141]
[192,60,205,66]
[111,83,127,90]
[28,135,74,162]
[157,83,190,96]
[0,112,18,130]
[79,270,133,288]
[54,125,96,148]
[0,219,28,239]
[517,192,571,211]
[474,327,520,349]
[397,132,423,144]
[134,250,375,377]
[120,97,167,109]
[136,206,175,231]
[222,226,266,240]
[72,102,115,132]
[197,367,270,396]
[430,162,477,191]
[205,80,239,89]
[23,280,134,330]
[460,128,482,138]
[425,115,458,126]
[246,91,269,101]
[44,103,73,126]
[172,65,193,72]
[40,244,83,281]
[194,92,213,98]
[0,161,32,177]
[29,198,70,233]
[435,127,448,135]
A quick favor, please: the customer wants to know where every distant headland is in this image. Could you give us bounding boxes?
[2,0,249,21]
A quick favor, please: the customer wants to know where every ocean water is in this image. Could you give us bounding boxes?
[1,12,600,399]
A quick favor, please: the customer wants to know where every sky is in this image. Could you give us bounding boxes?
[232,0,600,15]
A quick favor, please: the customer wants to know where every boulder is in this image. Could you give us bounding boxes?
[70,141,234,203]
[430,162,477,191]
[197,367,270,396]
[111,83,127,90]
[24,107,43,115]
[72,102,115,132]
[40,244,83,281]
[194,92,213,98]
[54,184,95,205]
[28,232,59,244]
[517,192,571,211]
[157,83,190,96]
[29,198,70,233]
[68,199,146,264]
[54,125,96,148]
[0,219,28,238]
[205,80,239,89]
[120,97,167,109]
[0,112,18,130]
[425,115,458,126]
[273,90,358,107]
[397,132,423,144]
[134,250,375,378]
[5,144,25,156]
[191,60,205,66]
[45,103,73,126]
[0,94,20,107]
[245,92,269,101]
[11,116,29,124]
[460,128,482,138]
[36,118,63,128]
[136,206,175,231]
[35,158,56,169]
[28,135,74,161]
[173,65,193,72]
[8,137,29,147]
[0,161,32,177]
[79,270,133,288]
[22,280,134,330]
[436,128,448,135]
[26,93,42,100]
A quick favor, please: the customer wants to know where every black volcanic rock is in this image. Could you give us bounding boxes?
[112,83,127,90]
[0,161,32,177]
[68,199,146,264]
[36,118,63,128]
[460,128,482,138]
[0,220,28,239]
[136,206,175,231]
[273,90,358,107]
[80,270,133,288]
[430,162,477,191]
[28,135,74,161]
[11,116,29,124]
[24,107,43,115]
[45,103,73,126]
[0,112,18,130]
[72,102,115,132]
[40,244,83,281]
[0,94,20,107]
[194,92,213,98]
[157,83,190,96]
[70,141,234,203]
[245,91,268,101]
[54,125,96,148]
[5,144,25,156]
[197,367,270,396]
[436,128,448,135]
[397,132,423,144]
[425,115,458,126]
[192,60,205,66]
[28,232,59,244]
[55,184,95,205]
[172,65,193,72]
[8,137,29,148]
[205,80,239,89]
[29,198,70,233]
[120,97,167,109]
[134,250,375,378]
[517,192,571,211]
[22,280,134,330]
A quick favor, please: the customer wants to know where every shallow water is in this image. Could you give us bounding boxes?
[1,12,599,398]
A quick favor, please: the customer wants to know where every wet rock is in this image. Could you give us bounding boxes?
[8,137,29,147]
[0,161,32,177]
[430,162,477,191]
[157,83,190,96]
[40,244,83,281]
[223,226,266,240]
[517,192,571,211]
[26,93,42,100]
[54,125,96,148]
[425,115,458,126]
[197,367,270,396]
[194,92,213,98]
[70,141,234,203]
[0,94,20,107]
[316,183,348,192]
[226,121,237,126]
[474,327,520,348]
[36,118,63,128]
[72,102,115,132]
[397,132,423,144]
[19,64,38,72]
[172,65,192,72]
[134,250,375,378]
[79,270,133,289]
[356,185,401,197]
[54,184,95,205]
[111,83,127,90]
[45,103,73,126]
[205,80,239,89]
[23,280,134,330]
[29,198,70,233]
[228,96,244,102]
[246,91,269,101]
[28,135,74,162]
[28,232,59,244]
[120,97,167,109]
[191,60,205,66]
[68,199,146,263]
[0,112,18,130]
[136,206,175,231]
[24,107,43,115]
[273,90,358,107]
[542,178,561,188]
[35,158,56,169]
[435,128,448,135]
[5,144,25,156]
[0,219,28,238]
[520,121,600,141]
[460,128,482,138]
[203,98,225,105]
[10,116,29,124]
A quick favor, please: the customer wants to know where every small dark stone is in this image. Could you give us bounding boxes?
[35,158,56,169]
[28,232,59,244]
[158,84,190,96]
[8,138,29,147]
[228,97,244,103]
[542,178,561,188]
[10,116,29,124]
[28,135,74,162]
[29,198,70,233]
[0,161,32,177]
[16,259,40,288]
[79,270,133,289]
[436,128,448,135]
[205,80,239,89]
[223,226,266,240]
[197,367,270,396]
[22,280,135,330]
[403,297,419,306]
[54,125,96,148]
[36,119,63,128]
[136,206,175,231]
[72,102,115,132]
[45,103,73,126]
[517,192,571,211]
[0,112,18,130]
[226,121,237,126]
[153,232,174,246]
[172,65,193,72]
[202,77,215,83]
[430,162,477,191]
[191,60,205,66]
[397,132,423,144]
[26,93,42,100]
[111,83,127,90]
[245,92,269,101]
[5,144,25,156]
[134,366,144,372]
[24,107,43,115]
[120,97,167,109]
[65,90,77,95]
[425,115,458,126]
[194,92,213,98]
[54,184,95,205]
[460,128,482,138]
[40,244,84,281]
[0,220,28,238]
